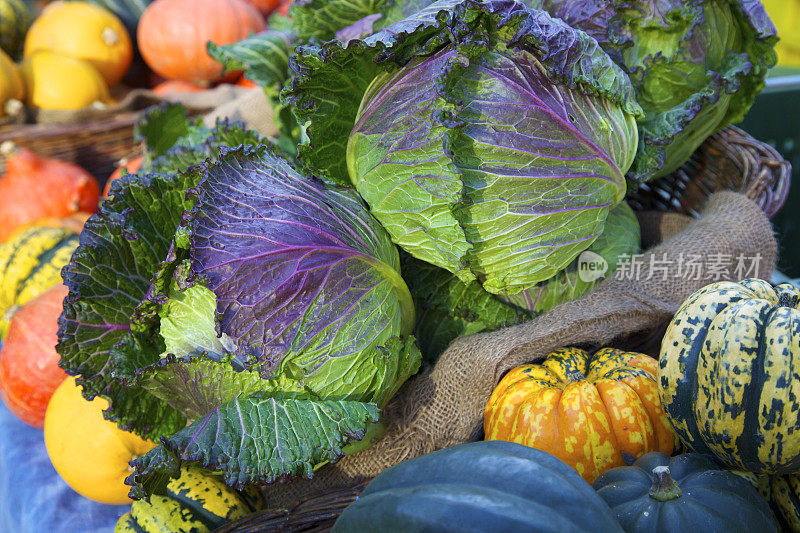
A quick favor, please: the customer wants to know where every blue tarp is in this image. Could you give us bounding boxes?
[0,399,130,532]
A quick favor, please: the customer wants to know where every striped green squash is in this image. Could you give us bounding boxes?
[116,467,262,533]
[0,0,32,58]
[658,278,800,474]
[733,471,800,532]
[758,474,800,532]
[0,225,79,339]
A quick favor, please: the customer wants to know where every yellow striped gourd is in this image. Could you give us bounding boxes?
[659,278,800,474]
[0,225,79,338]
[732,471,800,532]
[115,467,261,533]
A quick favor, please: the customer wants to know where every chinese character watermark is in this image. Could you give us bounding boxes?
[611,253,764,282]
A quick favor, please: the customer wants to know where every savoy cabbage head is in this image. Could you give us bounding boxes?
[528,0,778,181]
[57,107,420,497]
[285,0,642,296]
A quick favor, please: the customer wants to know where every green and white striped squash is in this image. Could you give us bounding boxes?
[0,0,32,58]
[116,467,262,533]
[0,225,79,338]
[659,278,800,474]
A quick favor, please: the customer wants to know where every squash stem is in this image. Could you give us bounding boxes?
[567,371,586,382]
[778,292,799,309]
[649,466,681,502]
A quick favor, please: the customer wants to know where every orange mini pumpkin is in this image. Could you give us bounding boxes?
[484,347,676,483]
[137,0,265,83]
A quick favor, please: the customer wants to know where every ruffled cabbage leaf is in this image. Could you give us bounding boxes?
[528,0,778,181]
[128,397,380,498]
[284,0,641,296]
[208,31,301,156]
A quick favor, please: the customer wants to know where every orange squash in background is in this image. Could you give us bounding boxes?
[103,155,143,197]
[0,284,69,428]
[0,146,99,242]
[137,0,265,83]
[151,79,205,96]
[484,347,676,483]
[241,0,280,15]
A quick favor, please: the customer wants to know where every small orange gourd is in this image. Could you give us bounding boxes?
[484,347,676,483]
[151,79,205,96]
[241,0,281,15]
[0,145,99,242]
[103,155,143,198]
[137,0,265,83]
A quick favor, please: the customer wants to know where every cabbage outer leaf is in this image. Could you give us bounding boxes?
[498,200,640,312]
[289,0,389,41]
[402,253,532,362]
[208,32,301,155]
[57,107,268,438]
[127,397,380,498]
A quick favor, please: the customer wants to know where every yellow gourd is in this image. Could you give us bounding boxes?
[24,1,132,87]
[19,50,110,110]
[0,47,23,116]
[762,0,800,68]
[44,377,157,505]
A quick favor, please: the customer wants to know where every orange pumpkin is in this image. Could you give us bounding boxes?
[152,79,206,96]
[137,0,265,83]
[242,0,280,15]
[484,347,676,483]
[0,145,99,242]
[236,75,258,89]
[275,0,291,16]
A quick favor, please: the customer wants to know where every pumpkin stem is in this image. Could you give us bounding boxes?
[0,140,16,158]
[649,466,682,502]
[567,371,586,382]
[778,291,799,309]
[102,27,119,46]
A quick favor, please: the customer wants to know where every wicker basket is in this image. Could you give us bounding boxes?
[0,85,252,184]
[213,125,792,533]
[627,125,791,219]
[0,112,141,184]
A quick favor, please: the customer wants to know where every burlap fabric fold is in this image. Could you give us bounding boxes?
[260,191,777,509]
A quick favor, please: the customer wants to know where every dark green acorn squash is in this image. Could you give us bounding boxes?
[333,440,623,533]
[593,452,777,532]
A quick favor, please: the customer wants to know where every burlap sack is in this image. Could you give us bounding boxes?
[258,191,776,509]
[201,88,279,137]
